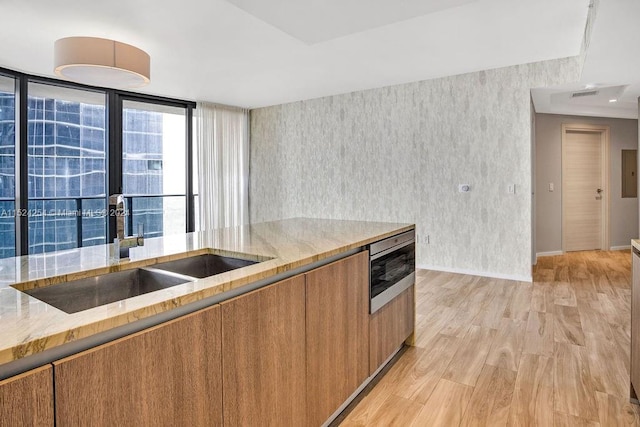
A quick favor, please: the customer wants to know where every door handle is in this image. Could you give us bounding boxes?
[596,188,603,194]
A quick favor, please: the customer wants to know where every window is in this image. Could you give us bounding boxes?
[193,124,199,231]
[27,83,107,254]
[0,75,15,258]
[122,100,187,238]
[0,66,195,259]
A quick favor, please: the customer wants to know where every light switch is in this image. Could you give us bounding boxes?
[508,184,515,194]
[549,182,554,192]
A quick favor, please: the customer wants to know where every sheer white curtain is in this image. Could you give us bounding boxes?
[195,102,249,231]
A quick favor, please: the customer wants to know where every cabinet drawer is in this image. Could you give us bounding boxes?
[53,305,222,426]
[369,285,415,375]
[0,365,54,426]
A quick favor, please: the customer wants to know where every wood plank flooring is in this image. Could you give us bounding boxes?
[339,250,639,426]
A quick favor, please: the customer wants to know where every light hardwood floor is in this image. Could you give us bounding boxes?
[339,250,639,426]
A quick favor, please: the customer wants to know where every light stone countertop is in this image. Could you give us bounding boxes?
[633,240,640,252]
[0,218,413,366]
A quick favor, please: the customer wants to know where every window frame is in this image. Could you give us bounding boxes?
[0,73,17,258]
[0,66,196,257]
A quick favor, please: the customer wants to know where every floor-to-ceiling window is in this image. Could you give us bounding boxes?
[122,100,186,238]
[0,75,16,258]
[27,83,107,253]
[192,129,199,230]
[0,67,195,259]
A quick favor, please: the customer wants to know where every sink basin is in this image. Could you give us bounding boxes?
[152,254,259,279]
[19,253,262,314]
[23,268,193,314]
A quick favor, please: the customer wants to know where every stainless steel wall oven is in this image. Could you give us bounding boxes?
[368,230,415,313]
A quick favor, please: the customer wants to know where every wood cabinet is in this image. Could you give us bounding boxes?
[53,305,222,426]
[3,245,413,427]
[369,285,415,375]
[0,365,54,426]
[305,252,369,426]
[221,274,306,426]
[632,248,640,398]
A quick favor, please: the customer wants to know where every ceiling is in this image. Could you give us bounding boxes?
[225,0,479,44]
[531,0,640,119]
[0,0,591,109]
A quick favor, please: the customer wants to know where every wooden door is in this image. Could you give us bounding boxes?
[369,285,415,375]
[221,275,306,426]
[54,305,222,426]
[0,365,54,426]
[305,252,369,426]
[562,129,604,251]
[632,249,640,396]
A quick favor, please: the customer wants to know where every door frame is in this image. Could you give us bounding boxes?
[561,123,610,252]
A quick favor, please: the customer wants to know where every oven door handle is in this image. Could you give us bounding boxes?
[370,239,415,261]
[370,272,415,313]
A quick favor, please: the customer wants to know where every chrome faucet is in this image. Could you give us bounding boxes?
[109,194,144,259]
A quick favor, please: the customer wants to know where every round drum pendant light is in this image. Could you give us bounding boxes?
[54,37,150,89]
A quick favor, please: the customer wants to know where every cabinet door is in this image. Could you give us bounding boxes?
[54,305,222,426]
[369,285,415,375]
[221,275,306,426]
[306,252,369,426]
[0,365,54,426]
[632,250,640,395]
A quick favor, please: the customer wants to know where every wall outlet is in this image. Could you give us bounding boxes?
[417,234,430,244]
[458,184,471,193]
[549,182,554,192]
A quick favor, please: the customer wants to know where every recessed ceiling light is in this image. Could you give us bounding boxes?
[585,84,597,89]
[609,99,618,103]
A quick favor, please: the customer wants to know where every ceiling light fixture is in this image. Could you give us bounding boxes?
[609,99,618,103]
[54,37,150,89]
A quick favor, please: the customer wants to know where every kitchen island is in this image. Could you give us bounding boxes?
[0,217,415,426]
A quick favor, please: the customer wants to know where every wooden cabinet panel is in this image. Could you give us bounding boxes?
[305,251,369,426]
[221,274,306,426]
[632,249,640,397]
[54,305,222,427]
[369,285,415,375]
[0,365,54,426]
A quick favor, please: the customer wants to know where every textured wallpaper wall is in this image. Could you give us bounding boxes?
[250,58,581,280]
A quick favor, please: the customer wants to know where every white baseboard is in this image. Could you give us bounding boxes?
[537,247,631,254]
[417,264,532,283]
[610,245,631,251]
[536,251,563,257]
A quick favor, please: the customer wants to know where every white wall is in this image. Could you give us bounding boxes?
[535,113,639,253]
[250,58,581,281]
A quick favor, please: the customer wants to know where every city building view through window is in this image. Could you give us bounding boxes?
[27,83,107,254]
[0,75,15,258]
[0,75,193,259]
[123,101,186,239]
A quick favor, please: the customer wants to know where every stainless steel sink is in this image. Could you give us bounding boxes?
[19,253,261,314]
[152,254,258,279]
[23,268,194,314]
